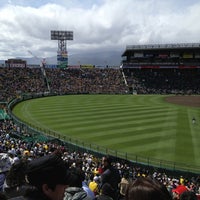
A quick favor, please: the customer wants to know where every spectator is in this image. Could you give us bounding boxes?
[82,181,96,200]
[0,192,7,200]
[100,155,121,200]
[119,172,130,199]
[24,152,70,200]
[89,176,100,197]
[125,177,172,200]
[64,167,92,200]
[180,191,197,200]
[3,159,29,199]
[97,183,114,200]
[0,173,6,192]
[0,153,12,192]
[172,185,189,200]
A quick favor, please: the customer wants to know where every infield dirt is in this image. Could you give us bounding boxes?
[165,96,200,108]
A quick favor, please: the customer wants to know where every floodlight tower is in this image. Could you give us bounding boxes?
[51,30,73,68]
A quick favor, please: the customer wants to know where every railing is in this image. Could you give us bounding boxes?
[8,94,200,176]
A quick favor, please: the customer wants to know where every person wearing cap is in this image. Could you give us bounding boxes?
[24,152,70,200]
[89,176,100,197]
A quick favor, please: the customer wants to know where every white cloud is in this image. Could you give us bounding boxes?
[0,0,200,60]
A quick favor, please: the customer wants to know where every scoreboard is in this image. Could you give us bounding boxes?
[5,59,26,68]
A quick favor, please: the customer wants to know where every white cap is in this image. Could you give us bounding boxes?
[93,176,99,182]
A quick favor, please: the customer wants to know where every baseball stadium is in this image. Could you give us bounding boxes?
[0,43,200,198]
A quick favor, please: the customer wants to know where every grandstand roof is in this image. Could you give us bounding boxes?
[122,43,200,56]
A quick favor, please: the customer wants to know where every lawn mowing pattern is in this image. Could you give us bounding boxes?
[12,95,200,167]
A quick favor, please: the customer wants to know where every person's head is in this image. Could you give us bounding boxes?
[25,153,70,200]
[123,172,129,179]
[93,176,99,183]
[0,192,7,200]
[0,153,12,174]
[67,167,85,188]
[101,183,115,197]
[180,191,197,200]
[125,177,172,200]
[63,168,88,200]
[102,155,112,169]
[6,158,28,188]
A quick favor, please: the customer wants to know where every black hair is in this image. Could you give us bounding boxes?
[125,177,172,200]
[180,191,197,200]
[67,167,85,188]
[6,159,28,188]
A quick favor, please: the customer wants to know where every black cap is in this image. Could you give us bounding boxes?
[26,153,70,187]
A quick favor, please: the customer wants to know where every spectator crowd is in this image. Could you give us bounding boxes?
[1,66,199,103]
[122,68,200,94]
[0,66,200,199]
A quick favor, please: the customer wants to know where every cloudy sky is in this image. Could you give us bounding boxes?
[0,0,200,61]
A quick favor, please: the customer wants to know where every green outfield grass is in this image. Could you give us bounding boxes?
[12,95,200,169]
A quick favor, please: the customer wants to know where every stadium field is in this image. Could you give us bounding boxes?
[12,94,200,170]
